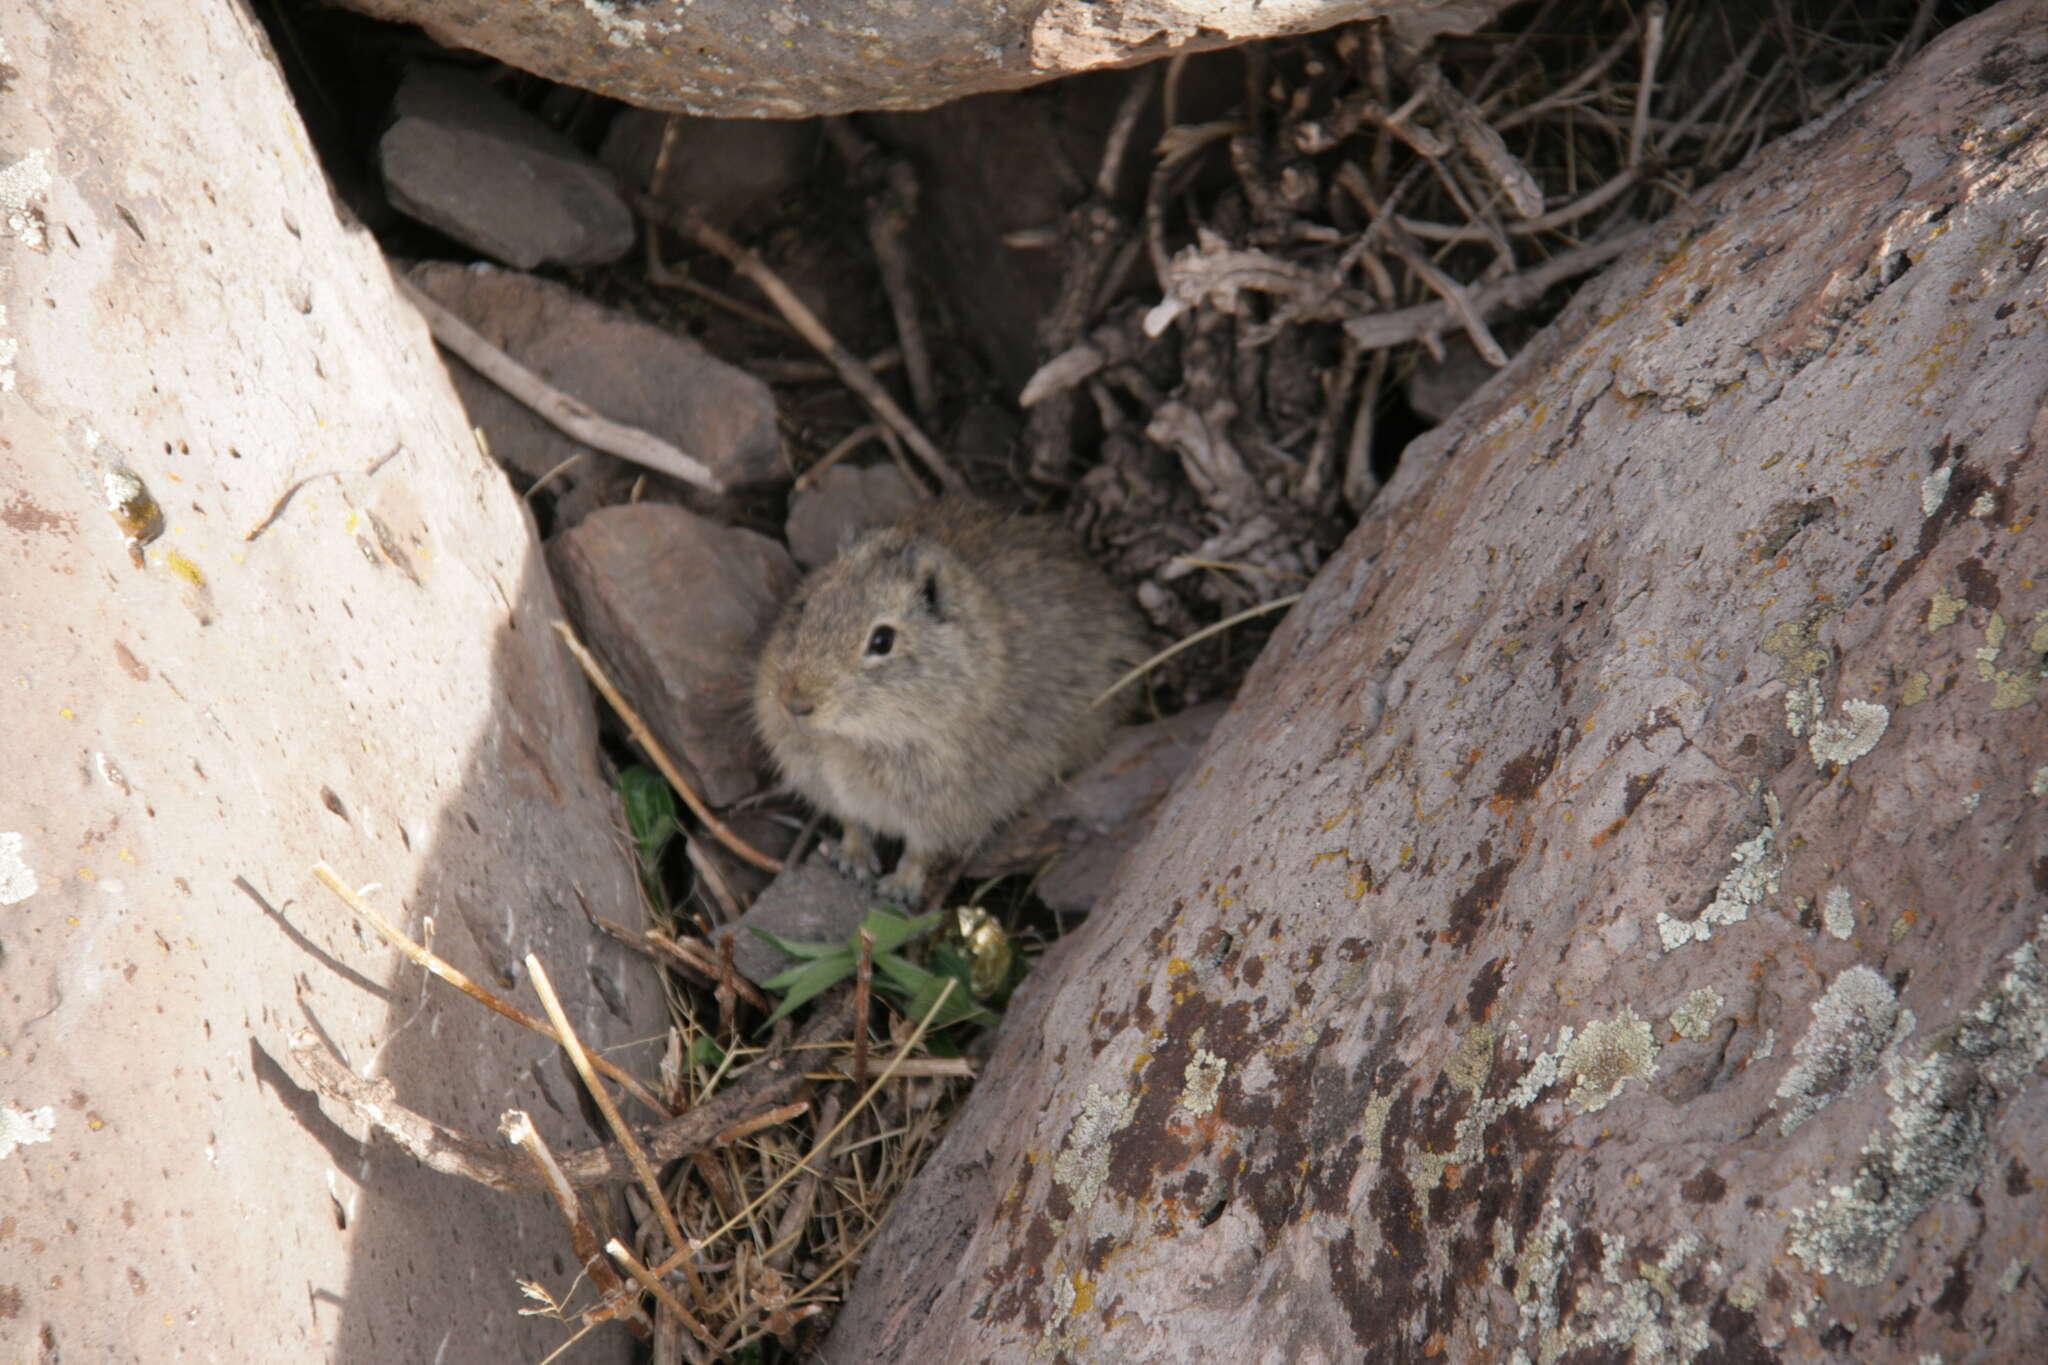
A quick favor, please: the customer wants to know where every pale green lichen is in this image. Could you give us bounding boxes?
[1927,584,1967,630]
[1444,1024,1497,1095]
[1763,609,1834,686]
[1810,698,1890,768]
[1669,988,1723,1039]
[1969,491,1998,518]
[1052,1084,1137,1212]
[1787,916,2048,1285]
[2032,766,2048,799]
[1561,1006,1659,1114]
[1920,466,1952,515]
[1999,1256,2031,1294]
[1822,886,1857,940]
[1658,822,1780,952]
[1361,1092,1394,1153]
[1902,671,1931,705]
[1785,677,1824,738]
[1179,1048,1227,1115]
[1504,1208,1713,1365]
[1773,966,1913,1136]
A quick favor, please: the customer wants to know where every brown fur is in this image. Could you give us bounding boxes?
[754,497,1149,901]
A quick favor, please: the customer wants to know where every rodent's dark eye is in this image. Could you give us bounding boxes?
[865,625,896,657]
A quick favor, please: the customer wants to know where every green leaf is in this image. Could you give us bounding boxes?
[860,906,943,954]
[619,766,679,871]
[687,1034,726,1070]
[747,924,852,961]
[759,955,856,1025]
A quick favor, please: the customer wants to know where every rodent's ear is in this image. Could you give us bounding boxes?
[919,568,943,621]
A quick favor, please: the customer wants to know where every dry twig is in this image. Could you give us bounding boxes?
[396,277,724,493]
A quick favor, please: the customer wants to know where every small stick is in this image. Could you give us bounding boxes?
[1630,3,1669,169]
[311,863,670,1114]
[527,953,713,1321]
[396,277,724,494]
[1345,228,1650,351]
[824,120,938,420]
[793,422,885,491]
[850,929,874,1093]
[502,1110,650,1336]
[632,192,965,494]
[1095,594,1305,708]
[714,1100,811,1147]
[244,471,341,542]
[1096,64,1160,198]
[716,934,740,1037]
[551,620,782,874]
[604,1237,713,1358]
[1344,349,1390,514]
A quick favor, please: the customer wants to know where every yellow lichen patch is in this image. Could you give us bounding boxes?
[1901,671,1931,705]
[1927,584,1967,630]
[163,550,205,587]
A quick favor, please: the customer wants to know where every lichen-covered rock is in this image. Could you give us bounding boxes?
[821,5,2048,1359]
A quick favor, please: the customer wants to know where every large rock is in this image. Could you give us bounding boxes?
[379,63,635,268]
[822,5,2048,1360]
[0,5,666,1361]
[338,0,1506,119]
[547,503,799,807]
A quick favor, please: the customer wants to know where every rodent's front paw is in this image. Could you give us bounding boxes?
[830,824,882,885]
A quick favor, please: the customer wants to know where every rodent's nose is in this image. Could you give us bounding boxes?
[780,687,816,719]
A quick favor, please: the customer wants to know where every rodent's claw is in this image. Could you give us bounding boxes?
[831,825,883,885]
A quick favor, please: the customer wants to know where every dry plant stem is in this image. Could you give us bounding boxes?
[715,1100,811,1146]
[766,1094,837,1272]
[309,862,670,1114]
[396,277,724,494]
[825,118,937,419]
[651,979,958,1279]
[550,620,782,874]
[1344,348,1390,513]
[632,191,965,494]
[1493,26,1636,130]
[646,241,794,336]
[526,952,712,1323]
[684,836,743,925]
[582,907,774,1013]
[244,470,341,541]
[1095,593,1305,707]
[794,421,885,491]
[1344,227,1649,351]
[289,1004,849,1192]
[1097,65,1160,198]
[605,1237,711,1360]
[1630,3,1669,168]
[716,935,741,1037]
[289,1029,530,1191]
[502,1110,651,1338]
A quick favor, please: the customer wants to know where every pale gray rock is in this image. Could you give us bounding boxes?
[0,5,667,1359]
[784,463,922,569]
[547,503,799,807]
[379,64,634,268]
[339,0,1506,119]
